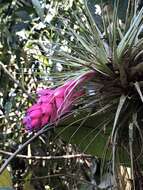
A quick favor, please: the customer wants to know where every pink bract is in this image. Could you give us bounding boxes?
[23,71,95,131]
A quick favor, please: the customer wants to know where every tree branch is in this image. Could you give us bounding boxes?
[0,149,92,160]
[0,124,54,174]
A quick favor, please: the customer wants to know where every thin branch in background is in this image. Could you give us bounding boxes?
[0,124,54,174]
[0,149,92,160]
[0,110,89,174]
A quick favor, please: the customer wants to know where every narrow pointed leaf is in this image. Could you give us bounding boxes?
[111,95,126,142]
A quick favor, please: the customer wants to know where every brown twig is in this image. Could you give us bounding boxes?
[0,149,92,160]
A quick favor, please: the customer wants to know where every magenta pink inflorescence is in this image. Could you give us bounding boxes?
[23,71,95,131]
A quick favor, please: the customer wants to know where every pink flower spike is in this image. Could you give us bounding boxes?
[23,71,95,132]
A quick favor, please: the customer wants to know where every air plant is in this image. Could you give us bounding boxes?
[45,0,143,189]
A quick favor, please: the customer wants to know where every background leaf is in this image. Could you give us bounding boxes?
[31,0,44,21]
[0,168,13,189]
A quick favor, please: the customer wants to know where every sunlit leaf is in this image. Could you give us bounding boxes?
[0,168,13,188]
